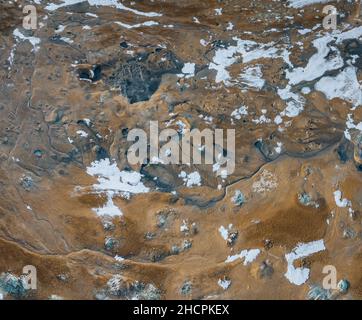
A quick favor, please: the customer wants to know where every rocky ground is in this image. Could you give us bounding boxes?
[0,0,362,300]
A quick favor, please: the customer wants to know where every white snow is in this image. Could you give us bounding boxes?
[176,120,187,135]
[55,25,66,33]
[288,0,332,9]
[333,190,351,208]
[278,85,305,118]
[219,224,232,240]
[276,27,362,117]
[179,171,202,187]
[180,220,189,233]
[209,37,290,84]
[344,114,362,141]
[218,278,231,290]
[60,36,74,44]
[45,0,162,17]
[275,142,283,154]
[8,46,15,69]
[287,27,362,86]
[13,28,41,51]
[85,12,98,17]
[298,28,312,35]
[200,39,208,47]
[115,20,159,29]
[239,65,265,90]
[214,8,223,16]
[226,22,234,31]
[252,113,272,125]
[87,158,149,195]
[182,62,196,78]
[193,17,200,24]
[225,249,260,265]
[231,105,248,120]
[114,255,125,262]
[301,87,311,95]
[93,192,123,216]
[284,240,325,285]
[315,66,362,108]
[274,115,283,125]
[76,130,88,138]
[86,158,149,217]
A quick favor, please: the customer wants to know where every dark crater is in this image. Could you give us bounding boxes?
[78,65,102,82]
[106,49,183,104]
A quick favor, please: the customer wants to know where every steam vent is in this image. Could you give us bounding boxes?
[0,0,362,301]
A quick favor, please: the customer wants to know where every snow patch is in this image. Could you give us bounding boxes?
[284,240,325,285]
[218,278,231,290]
[45,0,162,17]
[315,66,362,108]
[179,171,202,188]
[225,249,260,265]
[13,28,41,51]
[333,190,351,208]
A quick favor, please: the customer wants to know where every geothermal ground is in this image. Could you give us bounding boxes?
[0,0,362,300]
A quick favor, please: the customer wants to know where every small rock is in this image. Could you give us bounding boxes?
[180,220,189,234]
[190,222,198,235]
[342,227,356,239]
[227,231,238,246]
[19,175,34,191]
[259,260,274,278]
[157,214,167,228]
[182,239,192,250]
[105,237,117,251]
[102,218,115,231]
[263,239,273,250]
[56,274,69,282]
[180,281,192,296]
[171,245,180,255]
[144,232,156,240]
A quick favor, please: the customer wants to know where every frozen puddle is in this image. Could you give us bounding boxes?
[86,158,149,216]
[284,240,325,286]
